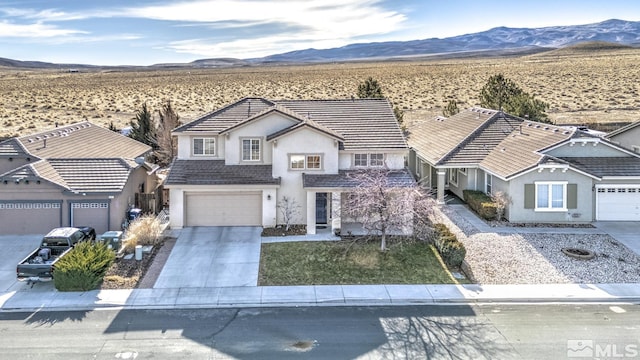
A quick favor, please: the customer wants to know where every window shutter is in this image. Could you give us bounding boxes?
[524,184,535,209]
[567,184,578,209]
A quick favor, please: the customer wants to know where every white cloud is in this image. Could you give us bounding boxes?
[0,20,87,37]
[131,0,406,58]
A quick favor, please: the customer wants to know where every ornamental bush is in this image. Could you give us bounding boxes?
[463,190,498,220]
[432,223,467,267]
[53,241,115,291]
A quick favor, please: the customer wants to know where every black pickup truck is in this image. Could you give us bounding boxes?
[16,226,95,284]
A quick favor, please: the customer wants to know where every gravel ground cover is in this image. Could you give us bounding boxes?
[434,206,640,284]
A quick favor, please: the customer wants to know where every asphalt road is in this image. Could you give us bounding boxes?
[0,304,638,359]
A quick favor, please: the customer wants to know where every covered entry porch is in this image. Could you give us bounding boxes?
[302,169,417,235]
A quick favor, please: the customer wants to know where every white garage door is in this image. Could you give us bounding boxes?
[0,201,61,235]
[71,202,109,233]
[597,186,640,221]
[186,192,262,226]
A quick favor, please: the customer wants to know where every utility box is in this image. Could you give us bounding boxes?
[99,231,123,252]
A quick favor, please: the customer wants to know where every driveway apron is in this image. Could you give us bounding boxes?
[593,221,640,256]
[0,234,43,292]
[153,226,262,289]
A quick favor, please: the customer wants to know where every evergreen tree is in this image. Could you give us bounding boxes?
[129,103,157,148]
[479,74,550,123]
[357,77,384,98]
[443,100,460,117]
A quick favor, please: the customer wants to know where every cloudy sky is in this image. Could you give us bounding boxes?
[1,0,639,66]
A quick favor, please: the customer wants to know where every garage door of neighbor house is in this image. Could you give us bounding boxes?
[596,186,640,221]
[71,202,109,233]
[0,201,61,235]
[185,192,262,226]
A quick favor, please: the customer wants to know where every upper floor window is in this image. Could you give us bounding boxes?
[193,137,215,156]
[354,153,385,167]
[290,154,322,170]
[242,138,261,161]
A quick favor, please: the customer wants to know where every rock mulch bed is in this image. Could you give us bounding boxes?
[433,206,640,284]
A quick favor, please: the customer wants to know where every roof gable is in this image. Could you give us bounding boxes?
[407,107,499,165]
[607,120,640,138]
[174,97,405,151]
[0,138,29,158]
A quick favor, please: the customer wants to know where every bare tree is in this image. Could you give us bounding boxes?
[491,191,512,221]
[343,169,435,251]
[277,196,301,232]
[155,100,182,167]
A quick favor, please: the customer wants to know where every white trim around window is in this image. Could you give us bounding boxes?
[193,137,216,156]
[535,181,567,212]
[449,168,458,186]
[354,153,385,168]
[485,173,493,195]
[241,137,261,162]
[289,154,323,170]
[459,168,467,175]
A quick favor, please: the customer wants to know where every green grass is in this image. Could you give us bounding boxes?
[258,240,459,285]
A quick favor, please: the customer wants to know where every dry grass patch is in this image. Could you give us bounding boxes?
[259,239,458,285]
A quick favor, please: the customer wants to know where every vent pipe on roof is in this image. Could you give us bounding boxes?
[43,138,47,148]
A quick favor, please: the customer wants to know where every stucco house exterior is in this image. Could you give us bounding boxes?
[407,108,640,223]
[607,120,640,153]
[164,97,414,234]
[0,122,158,235]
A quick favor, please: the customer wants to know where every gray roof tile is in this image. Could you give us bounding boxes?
[0,138,29,158]
[174,98,406,151]
[303,169,415,189]
[559,157,640,177]
[165,159,280,185]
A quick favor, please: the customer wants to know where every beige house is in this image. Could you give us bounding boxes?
[165,97,413,234]
[407,108,640,223]
[0,122,158,235]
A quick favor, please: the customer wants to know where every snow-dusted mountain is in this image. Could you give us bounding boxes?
[252,19,640,63]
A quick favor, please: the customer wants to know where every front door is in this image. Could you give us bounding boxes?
[316,193,328,224]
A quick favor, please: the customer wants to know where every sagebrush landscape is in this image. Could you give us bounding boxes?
[1,45,639,138]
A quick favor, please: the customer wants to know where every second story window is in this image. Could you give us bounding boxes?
[193,137,215,156]
[290,154,322,170]
[354,153,385,167]
[242,138,261,161]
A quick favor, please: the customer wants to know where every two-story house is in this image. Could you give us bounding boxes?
[164,97,414,234]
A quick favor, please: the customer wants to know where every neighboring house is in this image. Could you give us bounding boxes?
[407,108,640,223]
[0,122,158,235]
[165,97,413,234]
[606,120,640,153]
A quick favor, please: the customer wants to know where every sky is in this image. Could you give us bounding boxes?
[0,0,639,66]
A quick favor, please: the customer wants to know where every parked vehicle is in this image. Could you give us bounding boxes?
[16,226,96,285]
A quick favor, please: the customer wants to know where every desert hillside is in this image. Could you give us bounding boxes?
[1,48,639,138]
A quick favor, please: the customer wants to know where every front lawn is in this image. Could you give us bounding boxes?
[259,240,459,285]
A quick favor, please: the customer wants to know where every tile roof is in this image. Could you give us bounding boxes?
[407,108,498,165]
[174,98,275,133]
[0,158,137,192]
[480,121,575,179]
[607,120,640,138]
[0,138,28,158]
[303,169,416,189]
[175,98,406,151]
[165,160,280,186]
[17,122,151,160]
[558,157,640,177]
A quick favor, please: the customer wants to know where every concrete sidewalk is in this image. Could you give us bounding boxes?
[2,283,640,312]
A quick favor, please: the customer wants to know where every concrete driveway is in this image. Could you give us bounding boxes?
[593,221,640,255]
[153,226,262,288]
[0,234,43,292]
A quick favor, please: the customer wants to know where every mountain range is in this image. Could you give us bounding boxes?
[1,19,639,69]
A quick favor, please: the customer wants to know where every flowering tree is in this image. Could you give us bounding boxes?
[343,169,435,251]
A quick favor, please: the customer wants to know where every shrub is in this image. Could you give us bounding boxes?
[463,190,498,220]
[432,223,466,267]
[53,241,115,291]
[123,215,163,253]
